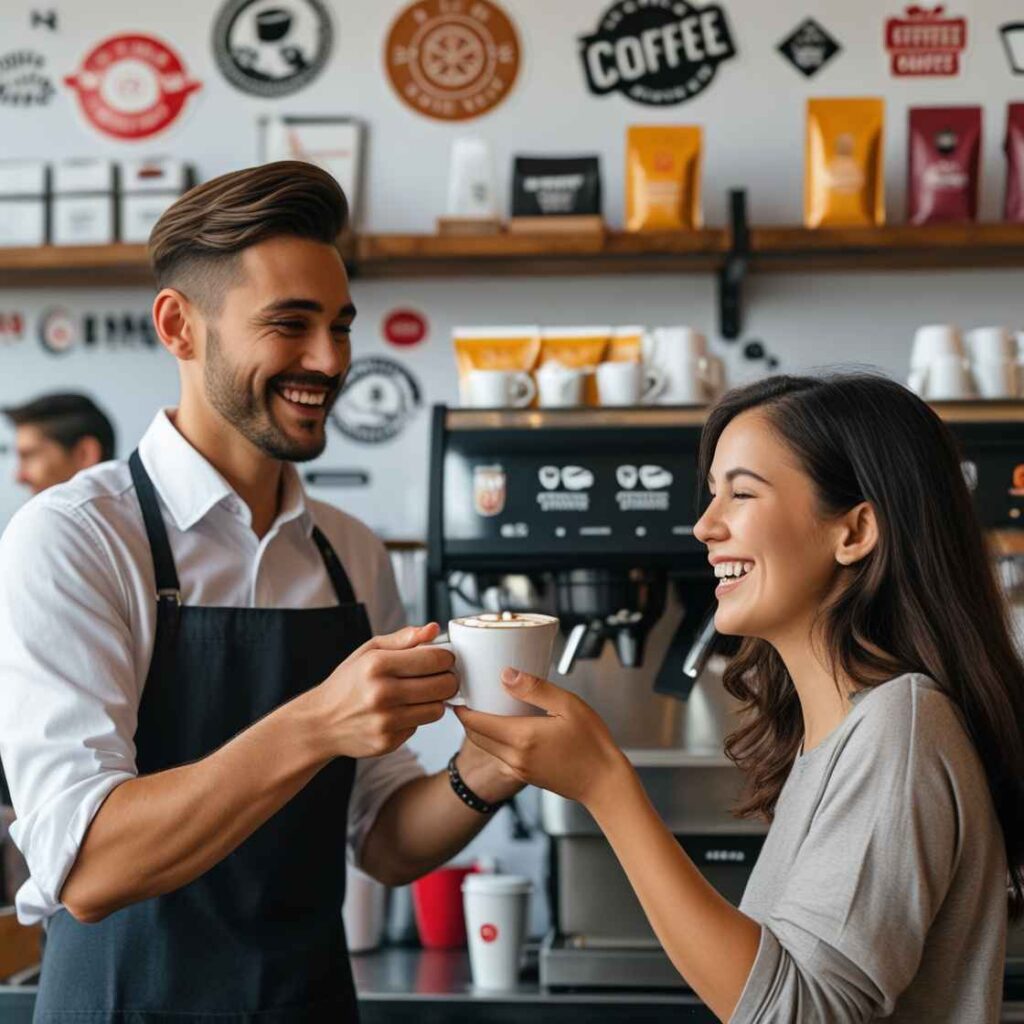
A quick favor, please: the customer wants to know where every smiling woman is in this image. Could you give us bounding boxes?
[457,371,1024,1023]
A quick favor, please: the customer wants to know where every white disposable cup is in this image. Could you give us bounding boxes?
[596,361,665,406]
[536,365,585,407]
[343,863,388,954]
[966,326,1017,363]
[972,359,1019,399]
[463,874,532,991]
[432,612,557,716]
[911,324,964,370]
[926,353,976,400]
[467,370,536,409]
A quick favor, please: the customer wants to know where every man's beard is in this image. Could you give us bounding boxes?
[203,326,335,463]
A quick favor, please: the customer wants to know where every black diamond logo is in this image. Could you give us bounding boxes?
[777,18,841,78]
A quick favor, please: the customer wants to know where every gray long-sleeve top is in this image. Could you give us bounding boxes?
[730,673,1008,1022]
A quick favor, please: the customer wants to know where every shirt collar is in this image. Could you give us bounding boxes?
[136,408,314,536]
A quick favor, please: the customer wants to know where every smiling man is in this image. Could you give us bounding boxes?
[0,162,521,1022]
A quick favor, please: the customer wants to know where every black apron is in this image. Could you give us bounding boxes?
[34,450,370,1022]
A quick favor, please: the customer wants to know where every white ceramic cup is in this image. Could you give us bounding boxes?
[467,370,537,409]
[536,363,585,408]
[596,361,665,406]
[433,612,558,716]
[966,326,1017,363]
[463,874,532,991]
[926,353,976,400]
[646,328,724,403]
[343,863,388,954]
[911,324,964,370]
[972,359,1019,399]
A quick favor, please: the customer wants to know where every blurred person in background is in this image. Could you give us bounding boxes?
[2,393,116,497]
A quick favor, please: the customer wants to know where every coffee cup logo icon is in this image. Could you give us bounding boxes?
[474,465,507,517]
[480,923,499,943]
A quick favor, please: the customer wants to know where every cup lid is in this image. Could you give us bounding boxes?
[462,873,532,896]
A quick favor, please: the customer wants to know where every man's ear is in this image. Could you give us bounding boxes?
[834,501,880,566]
[152,288,200,361]
[72,435,103,470]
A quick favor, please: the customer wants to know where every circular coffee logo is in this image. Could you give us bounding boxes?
[63,34,201,140]
[212,0,333,98]
[39,308,78,355]
[385,0,520,122]
[330,357,422,444]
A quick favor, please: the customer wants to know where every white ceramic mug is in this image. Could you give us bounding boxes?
[463,874,532,991]
[966,326,1017,363]
[433,612,558,716]
[911,324,964,371]
[466,370,537,409]
[536,363,585,408]
[646,327,723,404]
[595,361,665,407]
[926,353,976,400]
[972,359,1019,399]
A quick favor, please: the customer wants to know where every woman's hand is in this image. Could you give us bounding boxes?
[453,668,631,810]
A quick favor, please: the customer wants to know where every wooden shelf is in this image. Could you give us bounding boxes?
[750,224,1024,272]
[0,243,154,287]
[354,229,728,278]
[1,224,1023,288]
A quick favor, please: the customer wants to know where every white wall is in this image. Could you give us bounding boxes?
[1,0,1022,933]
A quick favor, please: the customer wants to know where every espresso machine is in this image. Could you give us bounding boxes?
[426,402,1024,989]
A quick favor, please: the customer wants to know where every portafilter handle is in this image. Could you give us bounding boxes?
[682,606,719,680]
[557,622,590,676]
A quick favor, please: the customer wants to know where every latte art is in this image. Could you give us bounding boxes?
[455,612,557,630]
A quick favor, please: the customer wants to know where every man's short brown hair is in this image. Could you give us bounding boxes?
[148,160,349,314]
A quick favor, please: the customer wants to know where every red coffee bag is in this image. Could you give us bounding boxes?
[907,106,981,225]
[1005,103,1024,222]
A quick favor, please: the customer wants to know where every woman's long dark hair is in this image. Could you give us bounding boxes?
[698,372,1024,919]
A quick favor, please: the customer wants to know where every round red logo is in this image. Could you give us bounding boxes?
[385,0,521,122]
[480,923,499,943]
[64,34,202,140]
[383,308,428,348]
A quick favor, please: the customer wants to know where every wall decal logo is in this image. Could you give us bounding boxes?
[1000,23,1024,75]
[331,357,422,444]
[777,18,841,78]
[579,0,736,106]
[0,312,26,344]
[0,50,55,106]
[885,5,966,77]
[64,34,201,140]
[212,0,333,97]
[385,0,521,122]
[39,309,159,355]
[30,9,58,31]
[382,308,429,348]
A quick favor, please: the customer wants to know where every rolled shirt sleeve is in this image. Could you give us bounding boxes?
[729,693,960,1022]
[0,501,139,924]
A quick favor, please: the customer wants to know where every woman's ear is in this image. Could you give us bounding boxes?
[834,501,879,566]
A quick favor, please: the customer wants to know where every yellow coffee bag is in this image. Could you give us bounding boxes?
[626,126,703,232]
[805,98,885,227]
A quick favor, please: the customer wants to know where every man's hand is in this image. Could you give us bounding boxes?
[307,623,457,760]
[455,736,527,806]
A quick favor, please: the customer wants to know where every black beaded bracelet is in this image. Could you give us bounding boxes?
[447,753,505,815]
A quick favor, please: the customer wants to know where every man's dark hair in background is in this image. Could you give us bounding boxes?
[2,392,116,496]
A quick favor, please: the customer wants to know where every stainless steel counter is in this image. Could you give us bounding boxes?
[1,949,1022,1022]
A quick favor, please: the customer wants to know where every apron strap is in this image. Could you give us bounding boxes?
[311,527,358,605]
[129,449,181,605]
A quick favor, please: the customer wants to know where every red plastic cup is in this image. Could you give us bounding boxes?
[412,864,479,949]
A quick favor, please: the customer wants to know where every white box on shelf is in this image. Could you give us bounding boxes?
[0,160,48,247]
[259,116,364,227]
[119,158,193,244]
[51,159,116,245]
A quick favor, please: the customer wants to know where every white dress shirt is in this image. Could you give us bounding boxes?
[0,409,424,924]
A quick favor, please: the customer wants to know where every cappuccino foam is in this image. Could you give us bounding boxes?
[455,612,555,629]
